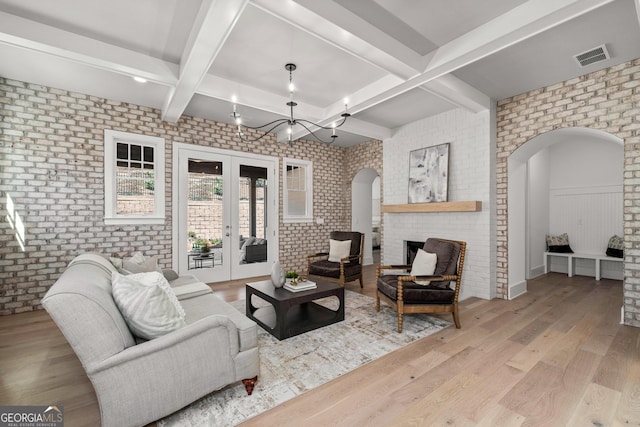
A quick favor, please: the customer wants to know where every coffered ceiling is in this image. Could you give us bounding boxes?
[0,0,639,146]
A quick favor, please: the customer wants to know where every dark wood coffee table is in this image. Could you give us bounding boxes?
[245,279,344,340]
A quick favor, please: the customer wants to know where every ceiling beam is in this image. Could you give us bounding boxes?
[251,0,422,79]
[0,11,178,85]
[161,0,248,123]
[333,0,615,122]
[420,76,491,114]
[251,0,489,141]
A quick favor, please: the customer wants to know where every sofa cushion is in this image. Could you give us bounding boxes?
[308,259,362,278]
[112,271,186,340]
[424,238,460,276]
[377,275,455,304]
[180,293,258,352]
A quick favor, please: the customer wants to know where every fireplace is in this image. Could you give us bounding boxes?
[405,240,424,265]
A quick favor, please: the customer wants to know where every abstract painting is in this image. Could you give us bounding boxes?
[408,143,449,203]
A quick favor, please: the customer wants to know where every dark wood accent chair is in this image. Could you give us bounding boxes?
[307,231,364,287]
[376,238,467,332]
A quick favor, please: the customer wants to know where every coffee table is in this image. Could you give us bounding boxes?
[245,279,344,340]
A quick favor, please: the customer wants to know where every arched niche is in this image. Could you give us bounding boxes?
[507,127,623,299]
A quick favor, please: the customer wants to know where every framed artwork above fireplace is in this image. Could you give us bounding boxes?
[408,143,449,203]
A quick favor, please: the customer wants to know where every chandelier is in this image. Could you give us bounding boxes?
[230,63,351,144]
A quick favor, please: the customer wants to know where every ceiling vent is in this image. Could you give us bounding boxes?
[574,44,610,67]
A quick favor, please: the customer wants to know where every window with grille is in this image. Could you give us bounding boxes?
[104,130,165,225]
[283,157,313,222]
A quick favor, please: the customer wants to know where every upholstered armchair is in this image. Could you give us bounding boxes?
[376,238,466,332]
[307,231,364,287]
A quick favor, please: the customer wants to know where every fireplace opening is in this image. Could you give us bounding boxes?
[405,240,424,265]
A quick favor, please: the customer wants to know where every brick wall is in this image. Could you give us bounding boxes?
[0,77,360,314]
[496,58,640,326]
[383,108,495,300]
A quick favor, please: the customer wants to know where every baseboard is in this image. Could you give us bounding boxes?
[529,265,544,279]
[508,280,527,300]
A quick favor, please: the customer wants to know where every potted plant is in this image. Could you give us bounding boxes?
[285,271,299,285]
[196,238,211,256]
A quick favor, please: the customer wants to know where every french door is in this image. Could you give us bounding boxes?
[173,144,278,282]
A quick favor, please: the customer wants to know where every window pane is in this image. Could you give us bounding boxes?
[130,144,142,161]
[116,167,154,215]
[116,143,128,160]
[287,190,306,216]
[116,161,128,167]
[143,146,154,162]
[130,162,141,169]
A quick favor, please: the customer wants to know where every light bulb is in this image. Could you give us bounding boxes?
[288,83,295,92]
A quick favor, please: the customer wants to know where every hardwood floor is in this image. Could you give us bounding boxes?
[1,267,639,427]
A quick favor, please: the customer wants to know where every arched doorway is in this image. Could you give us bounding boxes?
[351,168,380,265]
[507,127,623,299]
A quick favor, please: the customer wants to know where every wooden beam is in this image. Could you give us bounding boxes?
[381,201,482,213]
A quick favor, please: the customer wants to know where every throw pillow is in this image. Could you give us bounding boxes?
[328,239,352,263]
[546,233,574,253]
[122,256,160,274]
[112,271,186,340]
[606,235,624,258]
[410,248,437,286]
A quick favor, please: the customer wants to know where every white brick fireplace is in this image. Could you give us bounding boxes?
[382,108,496,301]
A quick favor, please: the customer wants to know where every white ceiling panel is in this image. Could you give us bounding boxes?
[0,43,170,109]
[453,0,640,100]
[0,0,201,63]
[354,88,457,130]
[208,3,388,107]
[373,0,530,47]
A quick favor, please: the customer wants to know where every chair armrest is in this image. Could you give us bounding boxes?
[162,268,179,281]
[89,315,238,374]
[378,264,412,270]
[307,252,329,261]
[397,274,458,282]
[340,254,361,264]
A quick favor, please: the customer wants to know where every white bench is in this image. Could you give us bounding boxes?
[543,252,623,280]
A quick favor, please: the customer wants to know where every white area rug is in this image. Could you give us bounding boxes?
[159,290,451,426]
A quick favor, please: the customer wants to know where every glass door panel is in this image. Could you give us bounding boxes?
[177,150,231,282]
[232,158,275,279]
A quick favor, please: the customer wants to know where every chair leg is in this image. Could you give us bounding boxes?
[397,311,403,333]
[359,276,363,288]
[452,305,461,329]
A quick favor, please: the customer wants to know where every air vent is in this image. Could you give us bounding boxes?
[574,44,610,67]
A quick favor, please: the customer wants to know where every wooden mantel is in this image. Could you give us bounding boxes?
[381,201,482,213]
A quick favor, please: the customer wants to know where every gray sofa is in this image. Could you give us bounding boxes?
[42,253,259,427]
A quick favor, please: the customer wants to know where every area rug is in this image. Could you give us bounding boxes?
[158,290,451,426]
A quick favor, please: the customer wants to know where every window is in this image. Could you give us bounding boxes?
[104,130,165,225]
[283,157,313,223]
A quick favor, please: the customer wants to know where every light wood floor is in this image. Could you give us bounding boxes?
[1,267,639,427]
